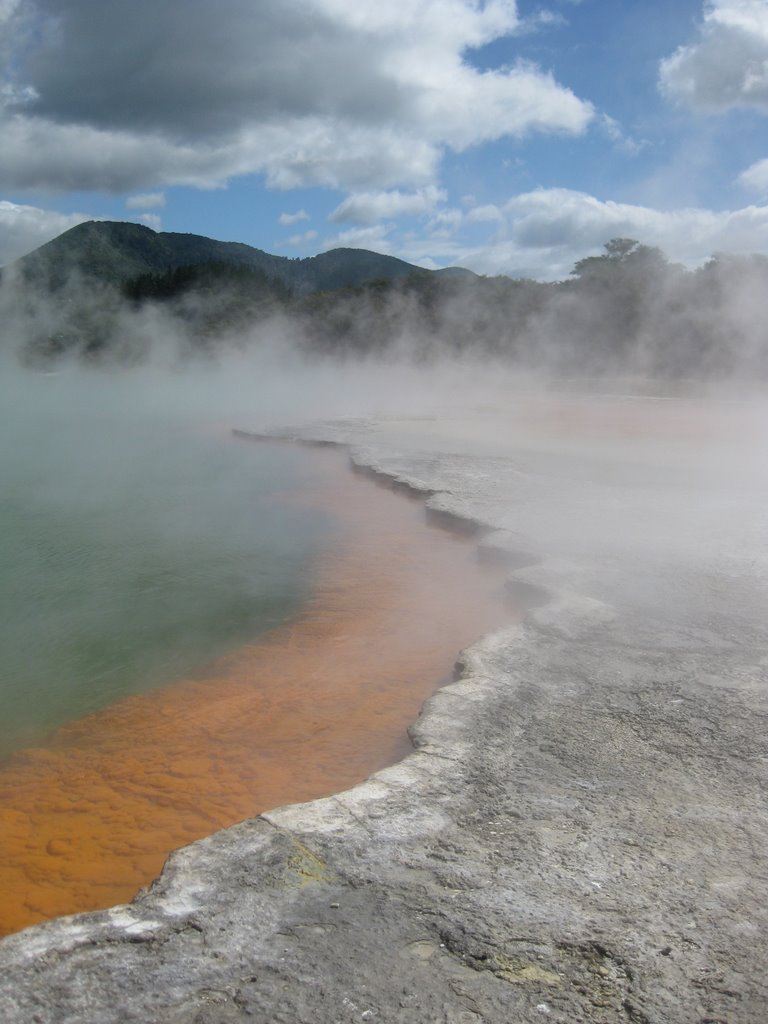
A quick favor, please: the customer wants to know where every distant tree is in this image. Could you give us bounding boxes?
[565,238,674,371]
[571,238,667,280]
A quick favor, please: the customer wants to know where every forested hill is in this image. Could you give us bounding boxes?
[8,220,459,295]
[4,225,768,379]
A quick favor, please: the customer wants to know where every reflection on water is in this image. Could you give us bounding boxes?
[0,444,515,936]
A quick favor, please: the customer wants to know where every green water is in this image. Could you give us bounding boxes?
[0,370,331,762]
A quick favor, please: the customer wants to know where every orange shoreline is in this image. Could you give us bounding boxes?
[0,444,514,936]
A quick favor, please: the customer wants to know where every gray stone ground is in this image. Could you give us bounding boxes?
[2,402,767,1023]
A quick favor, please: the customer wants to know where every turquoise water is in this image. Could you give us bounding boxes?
[0,371,330,762]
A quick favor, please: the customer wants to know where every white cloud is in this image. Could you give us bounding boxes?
[598,113,648,155]
[409,60,590,151]
[278,209,310,225]
[427,208,467,232]
[125,191,166,210]
[0,0,593,193]
[0,199,91,265]
[321,222,396,254]
[329,186,446,225]
[466,204,504,223]
[0,113,432,193]
[314,0,520,48]
[738,156,768,194]
[514,8,567,36]
[137,212,162,230]
[488,188,768,276]
[660,0,768,112]
[372,188,768,280]
[286,228,319,246]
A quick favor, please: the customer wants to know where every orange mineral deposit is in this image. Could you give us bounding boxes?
[0,444,513,936]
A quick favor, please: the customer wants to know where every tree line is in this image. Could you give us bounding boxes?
[12,239,768,378]
[295,239,768,379]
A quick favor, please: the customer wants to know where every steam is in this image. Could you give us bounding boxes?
[2,232,767,781]
[2,238,767,387]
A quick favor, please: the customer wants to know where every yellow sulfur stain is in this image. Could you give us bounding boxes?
[495,954,562,987]
[285,837,333,889]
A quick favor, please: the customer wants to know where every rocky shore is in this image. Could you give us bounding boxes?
[1,401,767,1023]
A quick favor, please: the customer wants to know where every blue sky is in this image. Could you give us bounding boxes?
[1,0,768,279]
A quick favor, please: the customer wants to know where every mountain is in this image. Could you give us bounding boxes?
[3,220,480,364]
[8,220,467,295]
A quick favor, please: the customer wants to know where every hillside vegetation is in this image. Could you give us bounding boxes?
[8,221,426,295]
[3,223,768,379]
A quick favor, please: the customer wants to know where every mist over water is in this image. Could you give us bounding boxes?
[5,235,768,385]
[0,336,523,768]
[3,260,768,767]
[0,366,332,761]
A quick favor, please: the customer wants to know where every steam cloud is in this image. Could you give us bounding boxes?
[2,237,768,387]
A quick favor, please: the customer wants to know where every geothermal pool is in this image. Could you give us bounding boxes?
[0,413,331,762]
[0,431,513,935]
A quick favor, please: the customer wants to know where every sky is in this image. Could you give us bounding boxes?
[1,0,768,280]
